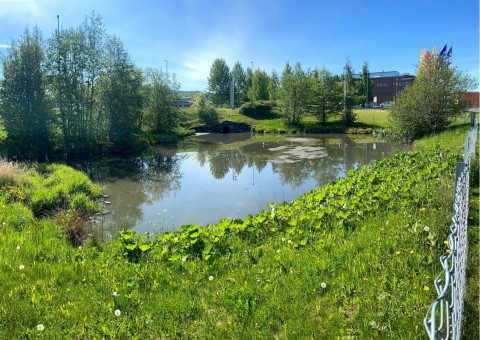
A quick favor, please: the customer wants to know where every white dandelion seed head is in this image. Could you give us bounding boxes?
[321,282,327,289]
[276,249,281,254]
[36,324,45,331]
[281,237,286,242]
[19,265,25,270]
[424,226,430,232]
[114,309,121,317]
[209,276,214,281]
[182,257,187,262]
[16,246,20,250]
[287,240,292,244]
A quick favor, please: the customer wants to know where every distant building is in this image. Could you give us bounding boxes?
[369,71,415,105]
[463,92,479,108]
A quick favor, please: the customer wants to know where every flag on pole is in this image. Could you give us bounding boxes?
[446,47,453,66]
[439,44,447,57]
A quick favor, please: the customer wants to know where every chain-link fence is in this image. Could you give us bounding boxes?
[424,114,478,339]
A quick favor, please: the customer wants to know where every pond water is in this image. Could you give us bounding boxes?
[67,133,408,236]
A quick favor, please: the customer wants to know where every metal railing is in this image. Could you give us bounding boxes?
[424,114,478,339]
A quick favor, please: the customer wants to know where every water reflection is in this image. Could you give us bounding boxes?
[66,133,407,235]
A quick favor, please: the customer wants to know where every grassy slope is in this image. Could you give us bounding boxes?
[184,107,392,133]
[0,121,476,338]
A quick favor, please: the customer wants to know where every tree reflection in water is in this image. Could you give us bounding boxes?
[66,133,407,235]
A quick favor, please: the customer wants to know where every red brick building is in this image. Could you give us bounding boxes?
[369,71,415,105]
[463,92,479,108]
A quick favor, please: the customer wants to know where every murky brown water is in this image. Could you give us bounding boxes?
[67,133,408,236]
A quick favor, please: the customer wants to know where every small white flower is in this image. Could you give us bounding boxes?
[19,265,25,270]
[209,276,214,281]
[36,324,45,332]
[174,237,178,242]
[16,246,20,250]
[78,246,82,250]
[111,291,118,297]
[424,226,430,232]
[320,282,327,289]
[182,257,187,262]
[287,240,292,244]
[114,309,121,317]
[276,249,281,254]
[281,237,286,242]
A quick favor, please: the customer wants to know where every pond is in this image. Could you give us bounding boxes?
[67,133,408,236]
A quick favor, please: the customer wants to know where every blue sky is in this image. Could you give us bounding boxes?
[0,0,478,91]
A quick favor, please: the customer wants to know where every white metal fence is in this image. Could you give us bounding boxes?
[424,115,478,339]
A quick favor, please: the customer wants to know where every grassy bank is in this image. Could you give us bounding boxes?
[0,125,475,338]
[183,107,391,134]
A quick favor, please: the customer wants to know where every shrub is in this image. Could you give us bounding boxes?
[390,51,475,140]
[239,102,256,116]
[195,93,219,124]
[239,101,276,117]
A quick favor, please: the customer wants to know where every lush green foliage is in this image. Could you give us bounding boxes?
[0,27,52,157]
[279,62,309,124]
[239,100,277,118]
[0,14,182,158]
[231,61,248,105]
[390,52,475,140]
[248,69,270,102]
[208,58,231,105]
[0,127,468,337]
[195,93,219,124]
[99,37,144,151]
[309,67,342,124]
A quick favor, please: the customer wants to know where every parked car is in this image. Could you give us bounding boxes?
[380,101,393,108]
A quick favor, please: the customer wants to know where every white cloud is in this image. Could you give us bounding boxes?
[0,44,11,49]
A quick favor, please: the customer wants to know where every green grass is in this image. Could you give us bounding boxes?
[183,107,392,134]
[463,186,479,339]
[0,124,475,337]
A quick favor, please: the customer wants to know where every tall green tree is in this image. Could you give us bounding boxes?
[99,36,143,151]
[359,61,373,106]
[341,60,357,126]
[268,69,279,102]
[231,61,247,105]
[245,66,253,100]
[309,67,341,124]
[46,12,107,151]
[143,68,180,135]
[248,69,270,102]
[0,27,51,158]
[279,62,309,124]
[391,52,475,140]
[207,58,230,105]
